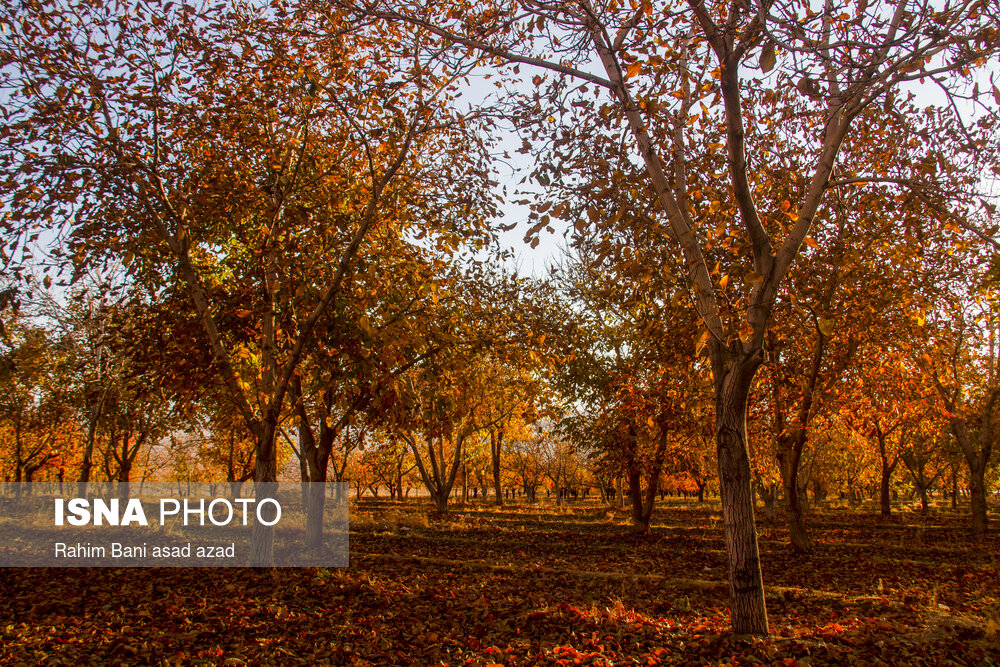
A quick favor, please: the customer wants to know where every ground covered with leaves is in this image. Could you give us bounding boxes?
[2,501,998,665]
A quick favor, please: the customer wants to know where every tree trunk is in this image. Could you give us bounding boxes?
[434,492,449,513]
[491,430,504,507]
[970,463,988,534]
[461,460,468,504]
[298,447,310,507]
[118,459,132,501]
[77,400,102,498]
[949,418,990,534]
[306,482,325,548]
[292,379,334,550]
[879,464,893,517]
[250,422,278,568]
[713,349,768,636]
[951,463,958,509]
[627,455,645,531]
[778,445,810,553]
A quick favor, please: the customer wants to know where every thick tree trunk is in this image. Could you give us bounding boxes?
[713,349,768,636]
[250,422,278,568]
[434,492,449,513]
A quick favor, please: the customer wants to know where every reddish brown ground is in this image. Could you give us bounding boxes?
[1,502,998,665]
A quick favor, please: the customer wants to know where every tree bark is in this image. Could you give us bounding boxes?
[626,452,645,530]
[118,458,132,501]
[250,421,278,567]
[879,465,894,517]
[491,429,504,507]
[713,347,768,636]
[77,397,104,498]
[969,462,988,534]
[777,444,810,553]
[951,462,958,510]
[948,418,990,534]
[875,422,898,518]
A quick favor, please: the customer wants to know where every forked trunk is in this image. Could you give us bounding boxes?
[713,348,768,636]
[304,427,332,549]
[627,419,669,533]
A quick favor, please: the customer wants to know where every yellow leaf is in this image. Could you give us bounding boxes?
[626,62,642,78]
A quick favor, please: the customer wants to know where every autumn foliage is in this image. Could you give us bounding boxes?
[1,0,999,654]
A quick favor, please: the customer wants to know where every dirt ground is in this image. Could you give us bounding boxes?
[1,501,998,665]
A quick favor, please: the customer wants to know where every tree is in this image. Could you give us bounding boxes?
[901,426,950,515]
[360,0,999,635]
[2,2,499,563]
[0,320,77,493]
[550,236,702,531]
[923,297,998,534]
